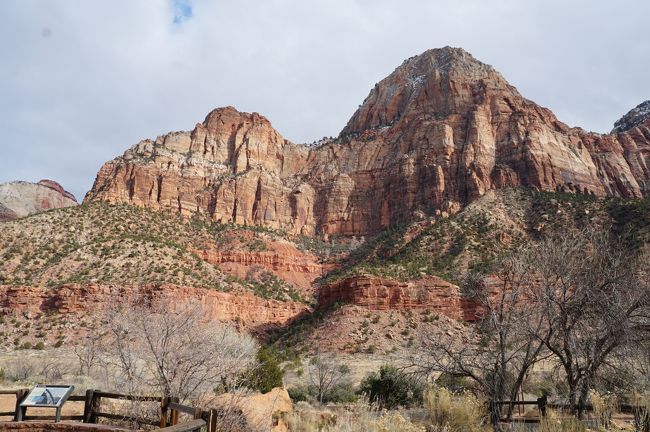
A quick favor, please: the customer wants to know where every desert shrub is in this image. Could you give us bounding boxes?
[288,383,357,404]
[435,372,469,392]
[591,391,617,430]
[632,393,650,432]
[324,383,358,403]
[424,386,486,432]
[242,346,284,393]
[358,365,424,409]
[3,357,71,382]
[288,385,312,402]
[34,341,45,350]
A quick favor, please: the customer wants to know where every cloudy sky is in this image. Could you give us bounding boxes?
[1,0,648,200]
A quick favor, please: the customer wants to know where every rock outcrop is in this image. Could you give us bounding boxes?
[0,180,77,220]
[87,107,315,234]
[612,100,650,133]
[0,283,309,332]
[87,47,650,236]
[318,275,464,320]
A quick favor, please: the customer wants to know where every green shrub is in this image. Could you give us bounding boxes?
[287,383,358,404]
[243,347,284,393]
[325,382,358,403]
[435,372,469,392]
[358,365,424,409]
[287,385,311,402]
[34,341,45,350]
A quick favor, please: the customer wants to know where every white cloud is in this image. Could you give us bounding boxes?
[0,0,648,200]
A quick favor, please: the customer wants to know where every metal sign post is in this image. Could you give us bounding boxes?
[17,385,75,422]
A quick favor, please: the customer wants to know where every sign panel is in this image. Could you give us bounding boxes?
[20,385,74,408]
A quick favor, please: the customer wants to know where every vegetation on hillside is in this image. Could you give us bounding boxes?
[0,202,307,302]
[320,188,650,285]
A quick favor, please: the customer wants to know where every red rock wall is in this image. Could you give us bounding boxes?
[194,247,322,293]
[318,275,464,320]
[86,48,650,237]
[0,284,309,331]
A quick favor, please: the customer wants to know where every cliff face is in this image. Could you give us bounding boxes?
[318,275,465,320]
[87,107,316,234]
[0,283,309,333]
[87,47,650,236]
[0,179,77,221]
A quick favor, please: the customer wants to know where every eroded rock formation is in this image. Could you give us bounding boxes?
[0,283,309,332]
[0,180,77,221]
[87,47,650,236]
[318,275,465,320]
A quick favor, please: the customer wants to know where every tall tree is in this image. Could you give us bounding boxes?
[527,228,650,417]
[416,246,546,427]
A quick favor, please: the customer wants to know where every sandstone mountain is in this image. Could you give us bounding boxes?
[0,179,77,221]
[87,47,650,237]
[3,47,650,356]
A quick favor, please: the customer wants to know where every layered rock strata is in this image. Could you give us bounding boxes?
[0,180,77,220]
[87,47,650,237]
[0,284,309,331]
[318,275,464,320]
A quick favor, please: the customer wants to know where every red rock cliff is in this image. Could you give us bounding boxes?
[318,275,464,320]
[86,47,650,236]
[0,283,309,332]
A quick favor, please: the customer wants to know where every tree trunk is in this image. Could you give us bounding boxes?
[577,383,590,420]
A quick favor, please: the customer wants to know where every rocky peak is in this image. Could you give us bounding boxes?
[341,46,515,135]
[0,180,78,221]
[612,100,650,133]
[37,179,77,202]
[87,47,650,237]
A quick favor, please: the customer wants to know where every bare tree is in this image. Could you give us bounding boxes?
[73,328,103,376]
[94,297,258,402]
[416,248,546,427]
[527,228,650,417]
[308,350,350,404]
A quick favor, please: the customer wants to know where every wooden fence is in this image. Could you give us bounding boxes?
[491,396,643,423]
[0,389,210,432]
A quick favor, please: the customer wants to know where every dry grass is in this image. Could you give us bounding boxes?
[285,402,425,432]
[423,387,487,432]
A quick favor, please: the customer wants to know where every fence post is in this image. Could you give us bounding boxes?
[89,390,100,424]
[170,396,179,426]
[160,397,170,428]
[537,395,548,418]
[83,389,95,423]
[13,389,28,421]
[208,408,218,432]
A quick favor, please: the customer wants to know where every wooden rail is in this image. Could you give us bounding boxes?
[2,388,215,431]
[83,389,163,426]
[491,397,646,423]
[156,419,205,432]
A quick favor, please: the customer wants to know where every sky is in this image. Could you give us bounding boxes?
[1,0,648,201]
